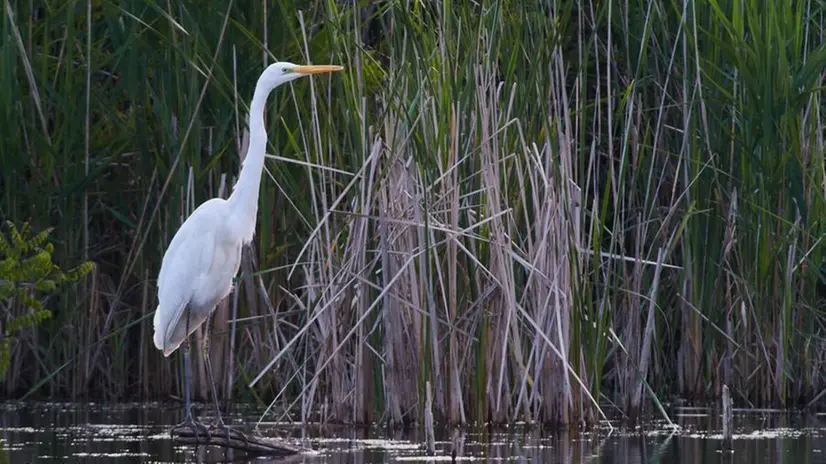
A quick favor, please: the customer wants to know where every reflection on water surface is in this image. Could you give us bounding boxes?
[1,401,825,463]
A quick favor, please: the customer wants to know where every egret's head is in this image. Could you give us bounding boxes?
[259,61,343,92]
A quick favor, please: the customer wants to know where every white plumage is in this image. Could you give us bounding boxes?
[153,198,243,356]
[152,62,342,359]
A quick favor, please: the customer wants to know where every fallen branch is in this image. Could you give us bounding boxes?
[172,427,304,456]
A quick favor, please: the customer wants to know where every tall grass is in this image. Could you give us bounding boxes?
[3,0,826,427]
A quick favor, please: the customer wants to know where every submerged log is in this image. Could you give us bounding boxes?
[172,427,304,457]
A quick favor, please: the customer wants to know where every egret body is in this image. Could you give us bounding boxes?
[152,61,342,438]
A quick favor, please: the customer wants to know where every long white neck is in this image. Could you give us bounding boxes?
[227,79,274,244]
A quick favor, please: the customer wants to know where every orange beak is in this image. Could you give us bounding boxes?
[294,65,344,75]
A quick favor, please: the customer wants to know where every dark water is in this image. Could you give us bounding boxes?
[1,401,825,463]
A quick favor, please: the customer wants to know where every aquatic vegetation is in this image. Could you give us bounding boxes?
[0,222,93,383]
[3,0,826,428]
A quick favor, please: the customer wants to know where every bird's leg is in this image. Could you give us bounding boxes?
[170,307,209,442]
[202,314,225,428]
[203,310,249,445]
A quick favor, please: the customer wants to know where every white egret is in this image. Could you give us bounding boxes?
[152,61,343,440]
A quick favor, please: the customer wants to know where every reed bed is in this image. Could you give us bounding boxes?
[3,0,826,427]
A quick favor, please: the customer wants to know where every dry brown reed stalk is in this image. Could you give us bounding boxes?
[445,103,466,425]
[379,130,424,426]
[530,47,583,425]
[629,248,665,417]
[424,380,435,454]
[343,120,380,424]
[721,189,738,390]
[475,66,523,425]
[521,141,579,425]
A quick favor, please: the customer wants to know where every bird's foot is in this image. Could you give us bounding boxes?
[208,418,249,445]
[170,416,211,443]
